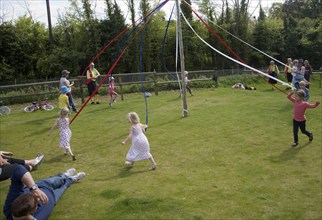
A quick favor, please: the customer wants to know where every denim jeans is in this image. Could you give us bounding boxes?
[66,92,77,112]
[36,174,73,204]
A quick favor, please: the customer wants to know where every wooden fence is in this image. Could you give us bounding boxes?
[1,69,321,104]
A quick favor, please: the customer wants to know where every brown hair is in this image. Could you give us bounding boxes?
[296,89,305,98]
[11,194,38,218]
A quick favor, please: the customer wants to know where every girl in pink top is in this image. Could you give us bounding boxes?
[108,77,118,107]
[287,89,320,147]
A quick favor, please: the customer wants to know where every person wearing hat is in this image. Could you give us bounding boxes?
[108,76,118,107]
[184,71,193,96]
[58,86,69,110]
[60,70,78,113]
[86,63,101,104]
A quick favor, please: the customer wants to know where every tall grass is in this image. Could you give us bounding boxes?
[0,79,321,219]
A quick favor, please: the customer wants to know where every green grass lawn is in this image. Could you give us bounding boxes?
[1,80,321,219]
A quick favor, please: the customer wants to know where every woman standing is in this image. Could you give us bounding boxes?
[86,63,101,104]
[60,70,77,113]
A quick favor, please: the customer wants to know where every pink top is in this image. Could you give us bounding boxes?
[108,82,115,93]
[287,93,318,121]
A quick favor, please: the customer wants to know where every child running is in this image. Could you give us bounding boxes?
[108,76,118,107]
[121,112,157,170]
[48,108,76,160]
[287,88,320,147]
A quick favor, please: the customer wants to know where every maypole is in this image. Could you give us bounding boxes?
[175,0,188,117]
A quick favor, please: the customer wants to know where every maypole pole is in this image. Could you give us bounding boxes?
[175,0,188,117]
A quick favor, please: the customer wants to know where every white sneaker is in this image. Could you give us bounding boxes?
[64,168,76,177]
[125,161,133,168]
[72,172,86,182]
[32,153,44,169]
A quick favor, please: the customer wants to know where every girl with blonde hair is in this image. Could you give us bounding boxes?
[122,112,157,170]
[48,108,76,160]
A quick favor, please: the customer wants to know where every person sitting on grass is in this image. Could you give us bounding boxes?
[0,151,44,182]
[3,165,85,220]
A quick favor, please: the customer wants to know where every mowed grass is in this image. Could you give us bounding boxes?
[0,80,321,219]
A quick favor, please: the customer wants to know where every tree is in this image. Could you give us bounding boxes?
[99,0,127,73]
[180,0,193,21]
[250,5,270,67]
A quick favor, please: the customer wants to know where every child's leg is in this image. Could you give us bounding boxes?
[113,92,118,102]
[148,155,157,170]
[66,147,76,161]
[293,119,299,143]
[186,86,192,95]
[95,94,100,103]
[109,94,113,106]
[298,120,311,137]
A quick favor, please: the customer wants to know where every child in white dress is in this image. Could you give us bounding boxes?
[121,112,157,170]
[48,108,76,161]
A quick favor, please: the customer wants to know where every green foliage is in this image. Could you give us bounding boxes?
[0,80,321,219]
[0,0,321,82]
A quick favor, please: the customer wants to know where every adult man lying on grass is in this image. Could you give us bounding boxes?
[3,165,85,220]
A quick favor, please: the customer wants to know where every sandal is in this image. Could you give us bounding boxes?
[149,164,157,171]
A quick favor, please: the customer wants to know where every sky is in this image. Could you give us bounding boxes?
[0,0,284,26]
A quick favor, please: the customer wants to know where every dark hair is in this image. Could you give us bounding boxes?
[11,194,38,218]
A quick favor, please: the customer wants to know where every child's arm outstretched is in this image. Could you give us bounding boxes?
[140,123,148,134]
[122,127,133,145]
[287,88,296,102]
[48,119,58,136]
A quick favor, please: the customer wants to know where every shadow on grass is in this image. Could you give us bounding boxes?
[154,116,182,128]
[22,115,57,125]
[24,127,50,137]
[44,154,73,164]
[93,167,150,181]
[269,142,311,163]
[103,197,191,219]
[100,189,122,199]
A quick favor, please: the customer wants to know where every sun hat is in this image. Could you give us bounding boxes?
[184,71,188,75]
[61,86,68,93]
[90,62,95,66]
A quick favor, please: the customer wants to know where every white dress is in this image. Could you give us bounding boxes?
[58,118,71,149]
[126,124,152,161]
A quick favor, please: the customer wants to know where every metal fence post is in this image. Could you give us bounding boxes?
[153,69,158,96]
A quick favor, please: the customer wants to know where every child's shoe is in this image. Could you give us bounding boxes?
[291,142,298,147]
[32,153,44,170]
[309,133,313,141]
[149,164,157,171]
[125,161,133,168]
